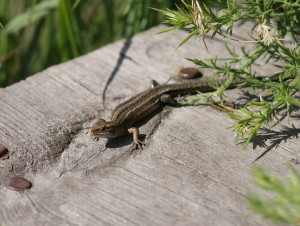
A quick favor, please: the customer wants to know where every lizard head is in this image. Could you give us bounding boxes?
[88,118,123,138]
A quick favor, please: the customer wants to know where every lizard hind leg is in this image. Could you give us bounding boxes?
[160,94,178,105]
[150,80,160,88]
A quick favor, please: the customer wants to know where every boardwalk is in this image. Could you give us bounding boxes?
[0,24,299,226]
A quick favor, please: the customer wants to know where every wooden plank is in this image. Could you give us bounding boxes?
[0,24,299,226]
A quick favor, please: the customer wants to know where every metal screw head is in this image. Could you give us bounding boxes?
[177,67,202,79]
[7,176,32,191]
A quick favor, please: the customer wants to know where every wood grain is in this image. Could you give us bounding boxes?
[0,24,299,226]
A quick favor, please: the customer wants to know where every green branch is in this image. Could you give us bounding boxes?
[157,0,299,147]
[248,165,300,224]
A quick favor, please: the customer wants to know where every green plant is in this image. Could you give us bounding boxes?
[0,0,180,87]
[248,165,300,224]
[157,0,300,147]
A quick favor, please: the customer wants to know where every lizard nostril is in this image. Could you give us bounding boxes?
[89,128,98,135]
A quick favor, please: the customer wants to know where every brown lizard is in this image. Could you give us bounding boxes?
[88,75,279,149]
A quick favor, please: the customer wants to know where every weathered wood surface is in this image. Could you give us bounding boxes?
[0,24,299,226]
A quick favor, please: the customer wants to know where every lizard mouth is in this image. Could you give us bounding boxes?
[88,128,118,138]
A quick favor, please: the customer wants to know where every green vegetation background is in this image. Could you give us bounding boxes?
[0,0,180,87]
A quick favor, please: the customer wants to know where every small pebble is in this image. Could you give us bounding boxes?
[7,176,32,191]
[0,144,8,158]
[177,67,202,79]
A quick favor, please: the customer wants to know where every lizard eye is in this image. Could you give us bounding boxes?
[94,119,107,127]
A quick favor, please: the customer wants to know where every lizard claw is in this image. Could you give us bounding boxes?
[128,127,145,150]
[133,140,145,150]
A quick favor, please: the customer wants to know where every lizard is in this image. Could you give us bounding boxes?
[88,75,279,149]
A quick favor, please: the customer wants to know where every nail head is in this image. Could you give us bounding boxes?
[7,176,32,191]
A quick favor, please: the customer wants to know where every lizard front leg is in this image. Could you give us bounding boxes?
[128,127,144,149]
